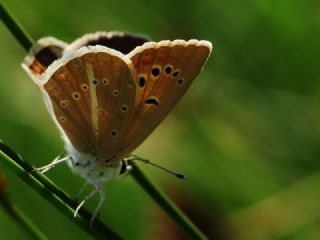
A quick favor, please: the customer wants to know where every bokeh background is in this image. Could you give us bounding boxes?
[1,0,320,239]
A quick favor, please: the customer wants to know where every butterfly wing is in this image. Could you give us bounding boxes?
[33,46,136,163]
[114,40,212,159]
[22,37,68,82]
[23,36,211,165]
[64,31,150,55]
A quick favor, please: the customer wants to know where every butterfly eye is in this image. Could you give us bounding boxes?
[119,161,127,174]
[145,96,160,106]
[151,66,161,77]
[172,70,180,77]
[72,92,81,100]
[92,79,98,85]
[113,90,119,96]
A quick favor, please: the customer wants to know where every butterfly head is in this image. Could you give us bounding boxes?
[65,140,131,183]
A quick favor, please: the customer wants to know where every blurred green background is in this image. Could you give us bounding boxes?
[1,0,320,239]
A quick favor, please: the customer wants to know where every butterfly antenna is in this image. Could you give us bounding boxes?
[128,155,187,180]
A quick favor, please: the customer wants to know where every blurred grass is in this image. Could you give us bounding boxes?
[1,0,320,239]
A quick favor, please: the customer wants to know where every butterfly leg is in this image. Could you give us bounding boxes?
[74,181,89,202]
[36,154,69,174]
[74,181,105,228]
[74,186,98,218]
[90,187,105,228]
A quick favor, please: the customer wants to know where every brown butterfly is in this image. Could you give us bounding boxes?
[22,31,212,223]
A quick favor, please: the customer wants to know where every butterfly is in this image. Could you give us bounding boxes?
[22,31,212,223]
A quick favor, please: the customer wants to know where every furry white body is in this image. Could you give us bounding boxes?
[65,139,122,186]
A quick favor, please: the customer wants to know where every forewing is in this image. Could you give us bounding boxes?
[38,46,136,161]
[117,40,212,157]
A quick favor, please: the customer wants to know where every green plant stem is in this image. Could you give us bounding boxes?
[0,194,48,240]
[131,162,208,240]
[0,2,34,51]
[0,141,123,240]
[0,3,209,239]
